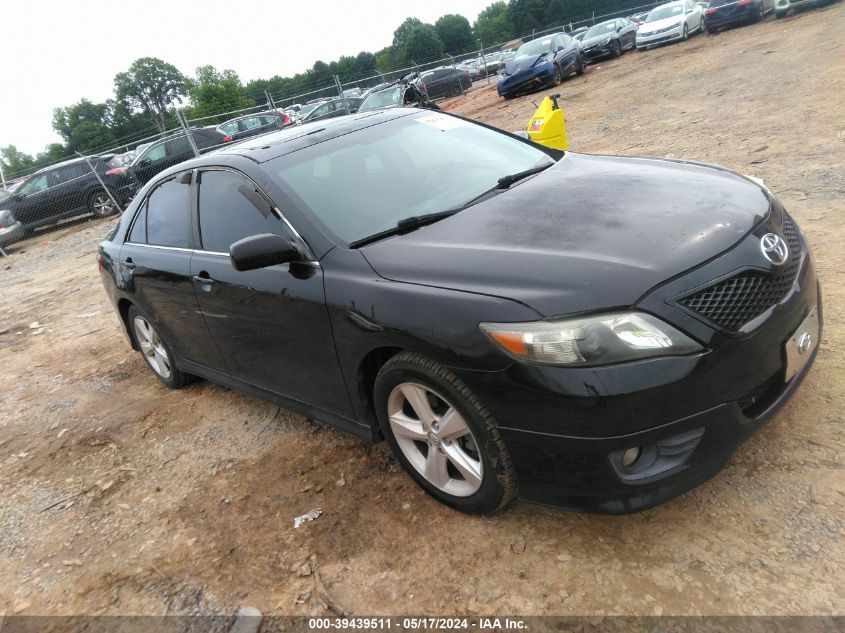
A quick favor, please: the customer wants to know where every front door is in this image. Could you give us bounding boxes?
[190,168,352,417]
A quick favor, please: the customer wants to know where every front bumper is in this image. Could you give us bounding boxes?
[497,64,554,97]
[454,212,821,513]
[0,220,25,246]
[637,24,684,47]
[583,44,614,60]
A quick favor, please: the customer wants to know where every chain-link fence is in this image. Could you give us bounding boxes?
[0,0,668,254]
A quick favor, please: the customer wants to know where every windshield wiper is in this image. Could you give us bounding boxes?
[348,162,554,249]
[349,210,458,248]
[496,161,554,188]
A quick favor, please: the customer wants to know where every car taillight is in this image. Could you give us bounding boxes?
[737,0,752,4]
[223,135,232,143]
[105,167,126,175]
[282,113,290,125]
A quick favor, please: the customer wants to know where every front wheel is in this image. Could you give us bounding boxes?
[552,64,562,86]
[612,39,623,57]
[682,23,689,40]
[374,352,516,514]
[89,191,119,217]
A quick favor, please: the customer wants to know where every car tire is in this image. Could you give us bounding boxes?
[374,351,517,515]
[89,191,119,217]
[576,54,586,75]
[612,40,623,57]
[552,64,562,86]
[753,2,764,21]
[682,23,689,40]
[450,84,462,97]
[127,305,193,389]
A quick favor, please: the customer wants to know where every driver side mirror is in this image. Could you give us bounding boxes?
[229,233,300,271]
[13,193,25,202]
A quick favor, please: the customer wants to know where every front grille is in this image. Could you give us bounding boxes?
[680,214,802,332]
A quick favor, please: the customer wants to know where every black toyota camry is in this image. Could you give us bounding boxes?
[98,108,821,515]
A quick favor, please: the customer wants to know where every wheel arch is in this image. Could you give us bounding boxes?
[117,297,138,350]
[356,346,405,439]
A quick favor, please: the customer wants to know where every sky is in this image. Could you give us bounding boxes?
[1,0,493,156]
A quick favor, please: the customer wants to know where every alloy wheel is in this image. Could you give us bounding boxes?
[92,194,117,216]
[133,316,172,379]
[387,382,483,497]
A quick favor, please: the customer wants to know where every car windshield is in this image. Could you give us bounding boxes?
[646,4,684,21]
[299,103,320,118]
[0,188,10,202]
[584,22,616,38]
[515,37,554,59]
[266,113,554,246]
[359,86,403,112]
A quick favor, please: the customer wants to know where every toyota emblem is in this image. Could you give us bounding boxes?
[760,233,789,265]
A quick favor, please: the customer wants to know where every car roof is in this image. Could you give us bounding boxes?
[196,107,421,164]
[32,154,113,175]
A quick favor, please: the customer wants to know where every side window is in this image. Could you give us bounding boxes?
[165,136,191,157]
[219,121,239,135]
[20,174,49,195]
[128,203,147,243]
[198,170,285,254]
[560,34,571,48]
[53,163,88,185]
[146,178,191,248]
[143,143,167,163]
[242,117,263,130]
[260,115,278,125]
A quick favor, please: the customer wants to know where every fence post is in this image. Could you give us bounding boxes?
[265,90,277,111]
[74,151,122,215]
[176,111,200,158]
[333,75,350,115]
[0,161,6,190]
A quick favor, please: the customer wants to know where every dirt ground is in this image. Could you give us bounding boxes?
[1,3,844,618]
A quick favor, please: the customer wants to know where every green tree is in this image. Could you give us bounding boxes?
[52,99,111,146]
[184,65,255,123]
[114,57,185,133]
[405,24,445,64]
[435,14,476,55]
[1,145,35,179]
[355,51,377,78]
[473,2,514,46]
[392,17,424,49]
[69,121,115,153]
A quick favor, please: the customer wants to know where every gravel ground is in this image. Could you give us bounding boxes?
[0,2,843,617]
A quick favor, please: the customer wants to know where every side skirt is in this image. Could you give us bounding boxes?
[177,356,377,442]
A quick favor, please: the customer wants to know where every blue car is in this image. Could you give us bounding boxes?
[497,33,587,99]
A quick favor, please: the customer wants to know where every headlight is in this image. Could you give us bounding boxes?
[601,37,612,45]
[480,312,703,367]
[0,209,14,224]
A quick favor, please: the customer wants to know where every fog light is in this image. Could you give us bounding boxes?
[621,447,641,468]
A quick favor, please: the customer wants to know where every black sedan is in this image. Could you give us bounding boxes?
[99,109,821,515]
[419,67,473,99]
[216,110,289,143]
[580,18,638,61]
[299,97,364,124]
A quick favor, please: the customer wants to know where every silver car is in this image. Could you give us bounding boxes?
[637,0,705,48]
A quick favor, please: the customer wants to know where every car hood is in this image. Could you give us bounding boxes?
[640,16,684,31]
[504,54,549,75]
[361,153,770,317]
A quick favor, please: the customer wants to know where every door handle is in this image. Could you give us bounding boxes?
[123,257,135,270]
[193,272,216,285]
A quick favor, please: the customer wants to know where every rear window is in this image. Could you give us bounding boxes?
[145,178,191,248]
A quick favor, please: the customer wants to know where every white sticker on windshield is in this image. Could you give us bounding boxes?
[414,113,469,131]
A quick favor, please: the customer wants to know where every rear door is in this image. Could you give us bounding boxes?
[120,175,225,370]
[12,172,51,227]
[190,167,352,416]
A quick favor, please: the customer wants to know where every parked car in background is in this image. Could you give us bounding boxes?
[704,0,773,30]
[419,67,472,99]
[775,0,836,18]
[216,111,289,143]
[637,0,705,49]
[571,26,589,40]
[118,128,226,186]
[0,154,136,245]
[497,32,586,99]
[298,97,364,124]
[358,75,439,112]
[99,108,821,515]
[581,18,638,61]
